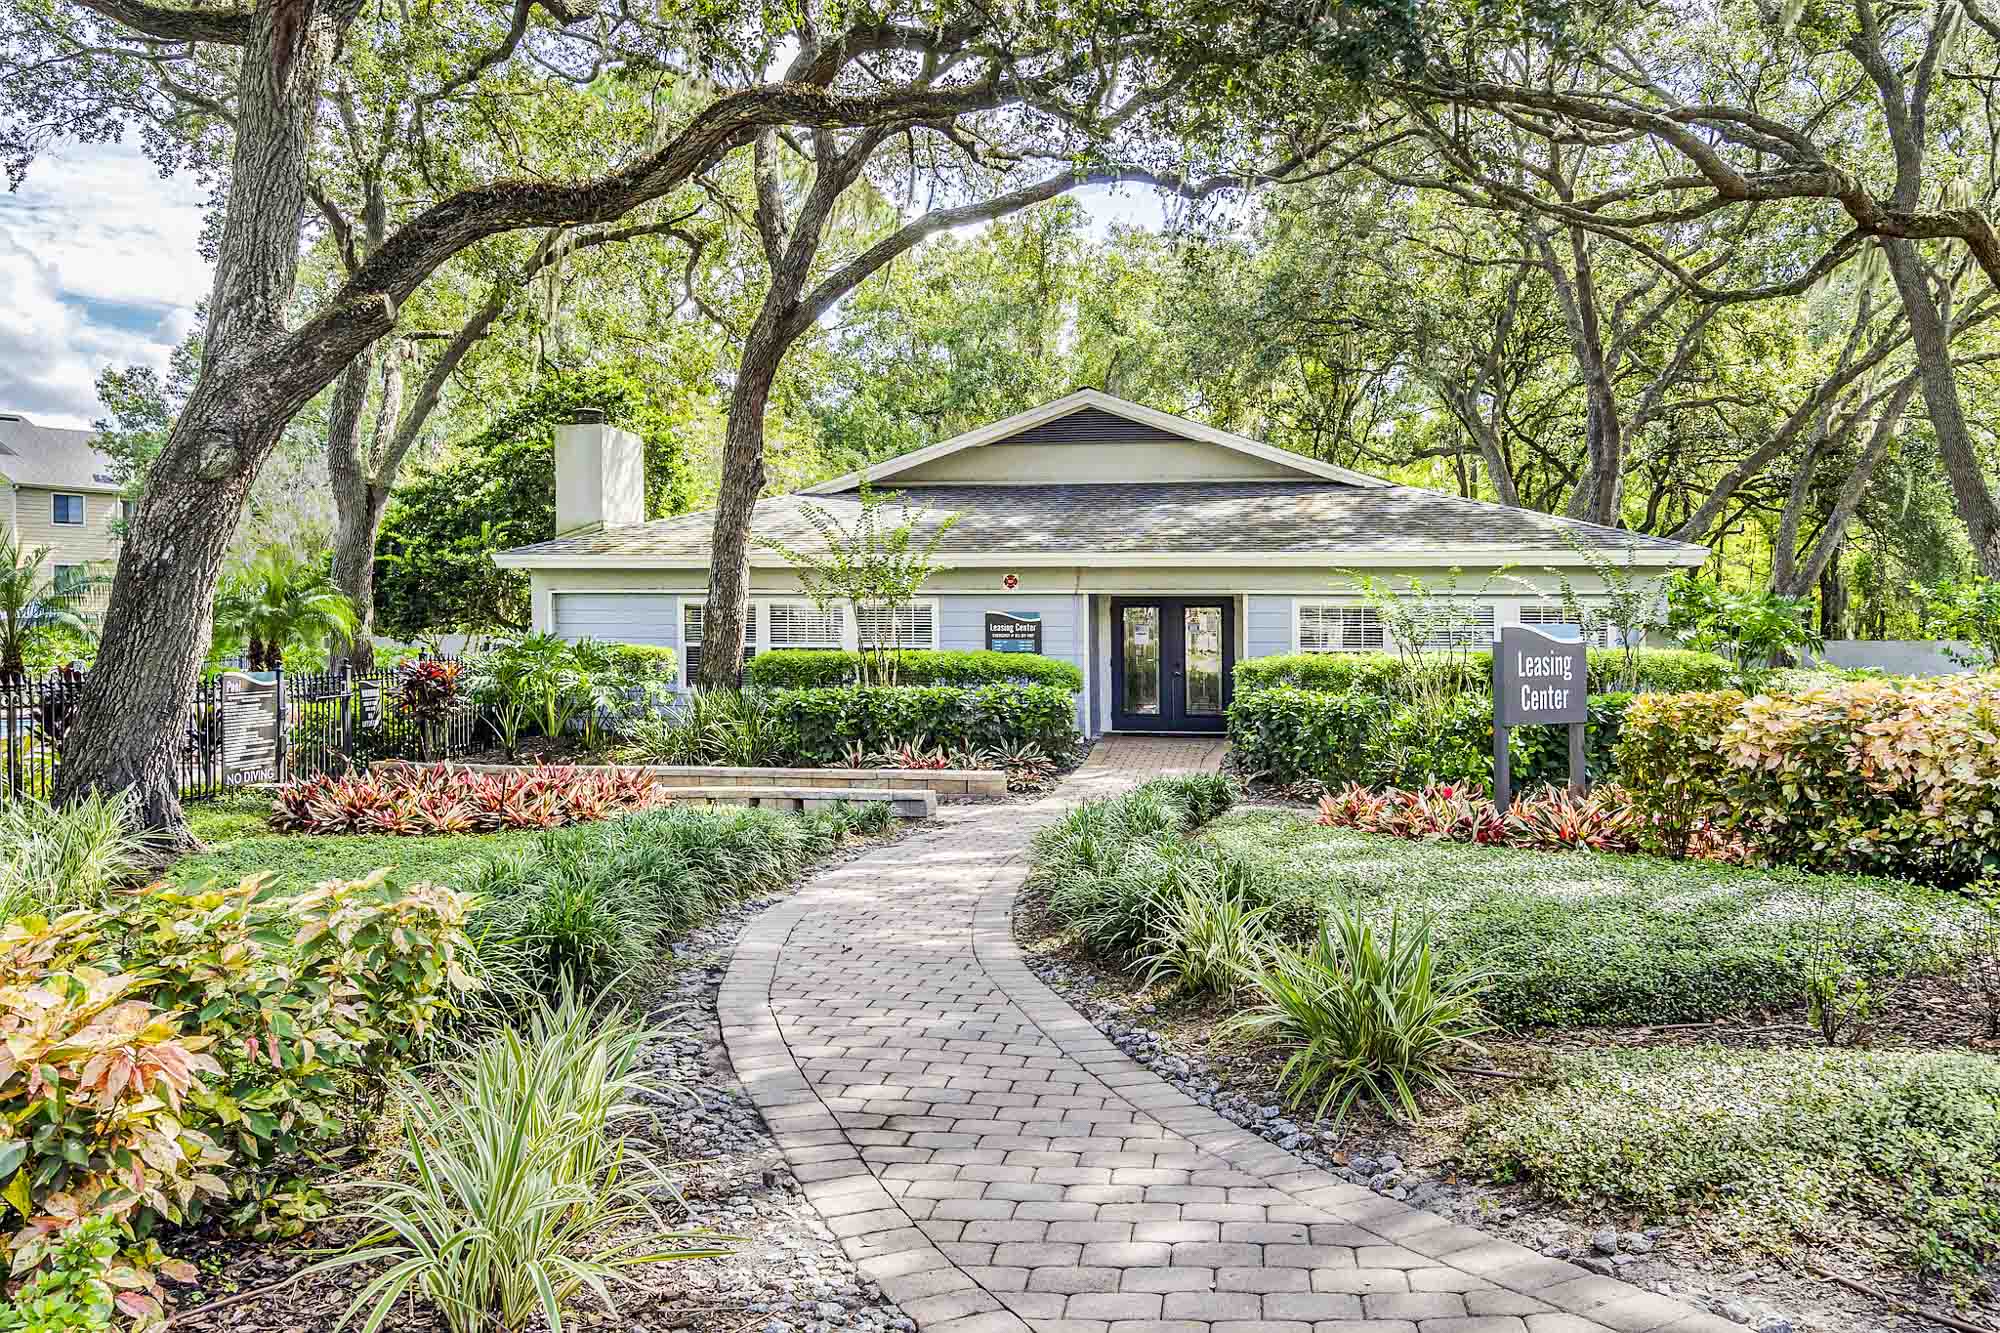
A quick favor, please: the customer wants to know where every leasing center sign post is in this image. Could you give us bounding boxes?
[1493,625,1588,809]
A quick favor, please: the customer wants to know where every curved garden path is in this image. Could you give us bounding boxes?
[719,738,1745,1333]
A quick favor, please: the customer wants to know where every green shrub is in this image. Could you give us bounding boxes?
[1226,686,1381,783]
[606,642,678,679]
[766,684,1077,764]
[468,803,882,994]
[1723,675,2000,884]
[315,991,727,1333]
[746,648,1083,691]
[1620,676,2000,884]
[0,1214,119,1332]
[1364,693,1493,790]
[1614,689,1744,859]
[1511,693,1631,789]
[1234,648,1729,697]
[1460,1045,2000,1280]
[1230,685,1632,790]
[1203,809,1979,1028]
[0,791,140,917]
[1231,903,1493,1124]
[106,872,478,1230]
[1234,653,1412,696]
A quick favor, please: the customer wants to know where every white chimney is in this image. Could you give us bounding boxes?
[554,409,645,533]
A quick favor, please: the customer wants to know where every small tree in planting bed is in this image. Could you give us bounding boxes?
[761,484,957,686]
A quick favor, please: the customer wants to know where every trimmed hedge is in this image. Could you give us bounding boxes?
[1619,674,2000,884]
[766,684,1080,764]
[1234,648,1729,696]
[606,642,678,678]
[1227,685,1631,789]
[746,648,1083,692]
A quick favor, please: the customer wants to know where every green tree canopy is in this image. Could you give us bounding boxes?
[374,371,698,638]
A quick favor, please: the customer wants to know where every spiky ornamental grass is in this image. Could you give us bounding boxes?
[1229,904,1494,1125]
[0,789,142,916]
[317,990,731,1333]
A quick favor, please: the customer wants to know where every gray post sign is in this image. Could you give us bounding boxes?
[1493,625,1588,809]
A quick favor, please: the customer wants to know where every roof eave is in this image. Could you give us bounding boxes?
[493,544,1710,571]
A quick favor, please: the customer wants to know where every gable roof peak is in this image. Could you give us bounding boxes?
[801,390,1389,495]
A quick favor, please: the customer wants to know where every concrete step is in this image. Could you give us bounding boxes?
[663,785,937,819]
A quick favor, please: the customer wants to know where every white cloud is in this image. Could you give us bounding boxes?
[0,141,210,428]
[0,143,1183,431]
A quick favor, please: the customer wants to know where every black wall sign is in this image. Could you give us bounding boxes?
[986,610,1042,654]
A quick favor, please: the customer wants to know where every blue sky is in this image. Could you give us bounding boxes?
[1,141,1167,431]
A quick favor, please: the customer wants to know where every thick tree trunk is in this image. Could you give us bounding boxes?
[1819,557,1848,639]
[1533,223,1624,526]
[330,480,390,672]
[1882,238,2000,575]
[326,349,378,673]
[697,322,785,688]
[55,0,336,841]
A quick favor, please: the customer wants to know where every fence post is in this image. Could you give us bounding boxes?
[4,676,17,801]
[339,663,354,764]
[275,666,286,786]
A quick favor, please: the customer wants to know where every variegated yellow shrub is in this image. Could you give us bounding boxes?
[0,912,228,1325]
[1620,673,2000,884]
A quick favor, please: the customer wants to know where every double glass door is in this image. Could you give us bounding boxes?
[1111,598,1233,733]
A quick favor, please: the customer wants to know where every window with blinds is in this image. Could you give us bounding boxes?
[766,602,844,649]
[856,601,938,650]
[1421,605,1498,649]
[682,601,759,686]
[1296,603,1386,652]
[1520,605,1610,647]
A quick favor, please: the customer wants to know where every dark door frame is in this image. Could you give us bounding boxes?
[1109,597,1235,733]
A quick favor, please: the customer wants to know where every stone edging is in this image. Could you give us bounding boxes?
[968,850,1750,1333]
[717,855,1035,1333]
[374,758,1005,798]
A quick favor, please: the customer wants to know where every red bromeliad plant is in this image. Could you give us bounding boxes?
[1317,781,1644,855]
[271,764,661,835]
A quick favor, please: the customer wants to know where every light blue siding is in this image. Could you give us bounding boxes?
[937,594,1092,735]
[551,592,679,648]
[1246,595,1292,660]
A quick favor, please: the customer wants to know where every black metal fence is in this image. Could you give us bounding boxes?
[0,660,478,804]
[284,664,479,778]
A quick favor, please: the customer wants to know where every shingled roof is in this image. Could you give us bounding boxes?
[0,414,122,493]
[494,482,1708,568]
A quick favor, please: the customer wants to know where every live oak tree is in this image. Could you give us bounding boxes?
[686,94,1387,688]
[5,0,1369,838]
[1395,0,2000,570]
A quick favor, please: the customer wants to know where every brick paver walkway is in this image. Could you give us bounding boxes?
[719,739,1743,1333]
